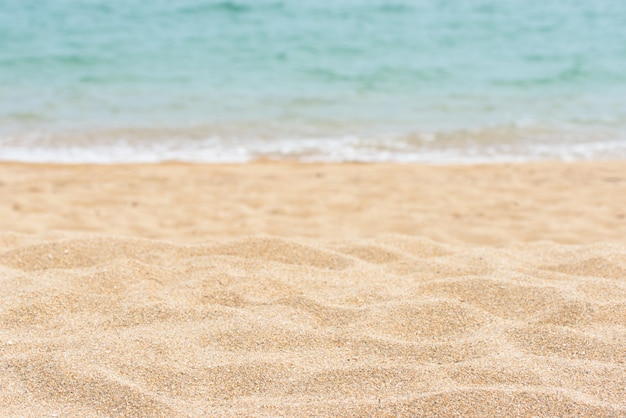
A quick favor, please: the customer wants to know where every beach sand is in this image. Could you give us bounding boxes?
[1,161,625,416]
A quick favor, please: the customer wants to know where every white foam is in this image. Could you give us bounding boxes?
[1,126,626,164]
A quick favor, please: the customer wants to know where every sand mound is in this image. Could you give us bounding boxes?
[1,161,625,416]
[1,234,624,417]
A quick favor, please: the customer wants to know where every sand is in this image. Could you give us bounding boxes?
[0,161,625,417]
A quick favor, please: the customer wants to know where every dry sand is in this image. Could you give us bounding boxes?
[0,161,625,417]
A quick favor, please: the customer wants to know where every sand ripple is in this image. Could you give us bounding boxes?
[1,234,625,416]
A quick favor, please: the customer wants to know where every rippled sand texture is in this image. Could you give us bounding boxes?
[1,162,625,417]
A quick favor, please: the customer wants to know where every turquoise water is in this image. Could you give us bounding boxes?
[1,0,626,162]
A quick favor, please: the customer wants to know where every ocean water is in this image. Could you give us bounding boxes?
[1,0,626,163]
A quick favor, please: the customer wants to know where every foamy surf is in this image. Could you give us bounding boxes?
[1,125,625,164]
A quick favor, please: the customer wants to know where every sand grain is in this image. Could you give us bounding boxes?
[1,162,625,416]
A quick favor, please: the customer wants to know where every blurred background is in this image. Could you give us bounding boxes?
[1,0,625,162]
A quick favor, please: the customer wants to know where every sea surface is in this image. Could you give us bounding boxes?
[1,0,626,163]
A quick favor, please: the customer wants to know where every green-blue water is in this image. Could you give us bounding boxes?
[1,0,626,162]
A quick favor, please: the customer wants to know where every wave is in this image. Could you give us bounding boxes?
[175,1,284,15]
[1,124,625,164]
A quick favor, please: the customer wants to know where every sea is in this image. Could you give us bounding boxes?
[1,0,626,163]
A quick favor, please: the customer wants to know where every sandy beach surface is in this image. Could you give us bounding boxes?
[1,161,625,417]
